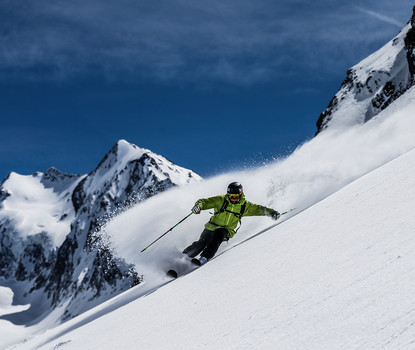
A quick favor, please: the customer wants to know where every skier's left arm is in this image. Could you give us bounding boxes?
[244,201,280,220]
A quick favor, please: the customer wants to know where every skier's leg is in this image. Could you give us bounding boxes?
[183,229,215,258]
[200,228,228,260]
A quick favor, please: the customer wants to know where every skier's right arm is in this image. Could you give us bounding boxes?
[192,196,224,214]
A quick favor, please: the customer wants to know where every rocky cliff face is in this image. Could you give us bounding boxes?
[316,7,415,134]
[0,140,202,323]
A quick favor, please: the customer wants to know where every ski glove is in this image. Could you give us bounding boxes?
[271,211,281,221]
[192,204,201,214]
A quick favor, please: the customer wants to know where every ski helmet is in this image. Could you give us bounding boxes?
[227,182,243,195]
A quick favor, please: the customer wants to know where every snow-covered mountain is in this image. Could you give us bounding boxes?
[0,140,202,325]
[316,6,415,133]
[2,8,415,350]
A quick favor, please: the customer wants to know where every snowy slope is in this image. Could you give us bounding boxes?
[1,84,414,350]
[2,73,415,350]
[8,141,415,350]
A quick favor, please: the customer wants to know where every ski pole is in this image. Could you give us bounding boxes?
[140,212,193,253]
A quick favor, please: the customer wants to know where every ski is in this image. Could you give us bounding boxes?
[167,269,178,279]
[166,257,204,278]
[191,258,202,266]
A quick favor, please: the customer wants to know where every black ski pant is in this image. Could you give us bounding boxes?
[183,228,228,260]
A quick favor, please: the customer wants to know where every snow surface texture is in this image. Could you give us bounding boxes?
[6,113,415,350]
[3,67,415,348]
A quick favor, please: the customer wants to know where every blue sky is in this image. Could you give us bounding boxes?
[0,1,414,179]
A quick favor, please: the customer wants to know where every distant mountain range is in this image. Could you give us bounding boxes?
[0,140,202,323]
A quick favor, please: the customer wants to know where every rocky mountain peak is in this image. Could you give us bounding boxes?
[405,6,415,78]
[316,7,415,134]
[40,167,85,194]
[0,140,202,324]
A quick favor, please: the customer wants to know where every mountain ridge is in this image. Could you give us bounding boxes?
[316,6,415,133]
[0,139,202,324]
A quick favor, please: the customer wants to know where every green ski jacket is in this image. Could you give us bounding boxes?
[195,194,276,238]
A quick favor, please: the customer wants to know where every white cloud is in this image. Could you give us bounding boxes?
[355,6,404,27]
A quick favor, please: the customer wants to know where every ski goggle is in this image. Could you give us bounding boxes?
[228,193,241,199]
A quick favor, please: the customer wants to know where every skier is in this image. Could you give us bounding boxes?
[183,182,280,266]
